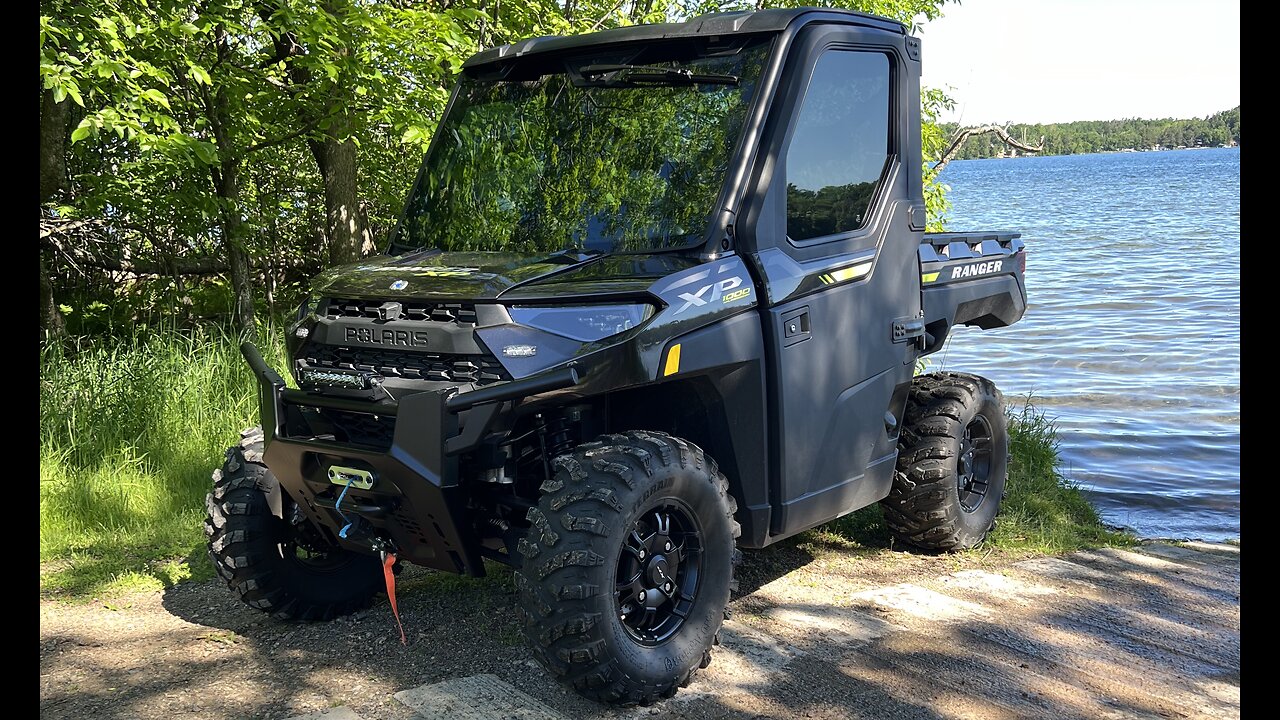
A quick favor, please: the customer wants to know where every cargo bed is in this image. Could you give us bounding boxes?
[918,231,1027,354]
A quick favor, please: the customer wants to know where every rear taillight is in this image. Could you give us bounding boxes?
[1017,251,1027,274]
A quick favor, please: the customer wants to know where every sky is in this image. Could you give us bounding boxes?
[917,0,1240,125]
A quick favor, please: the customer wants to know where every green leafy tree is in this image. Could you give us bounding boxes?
[920,86,954,230]
[40,0,491,332]
[40,0,957,338]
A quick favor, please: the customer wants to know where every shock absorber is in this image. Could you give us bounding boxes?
[543,414,575,460]
[534,411,578,483]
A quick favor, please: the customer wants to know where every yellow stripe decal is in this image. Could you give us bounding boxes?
[828,261,873,284]
[663,344,681,377]
[922,271,940,283]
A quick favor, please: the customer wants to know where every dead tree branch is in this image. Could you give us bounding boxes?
[40,218,104,240]
[41,225,319,277]
[932,125,1046,175]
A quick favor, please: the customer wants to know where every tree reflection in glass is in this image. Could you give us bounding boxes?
[395,38,772,256]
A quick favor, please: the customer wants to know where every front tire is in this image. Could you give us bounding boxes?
[882,372,1009,551]
[515,431,740,706]
[204,427,383,621]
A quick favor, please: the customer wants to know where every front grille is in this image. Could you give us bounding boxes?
[323,298,478,324]
[299,343,510,385]
[306,407,396,451]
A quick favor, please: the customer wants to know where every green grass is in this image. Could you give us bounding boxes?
[40,326,1130,600]
[987,396,1136,552]
[812,395,1136,554]
[40,325,289,599]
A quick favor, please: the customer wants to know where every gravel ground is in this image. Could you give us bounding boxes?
[39,540,1239,720]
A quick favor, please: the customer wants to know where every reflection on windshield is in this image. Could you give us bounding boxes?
[393,38,771,256]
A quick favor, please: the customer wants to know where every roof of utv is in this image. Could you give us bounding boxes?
[461,7,906,71]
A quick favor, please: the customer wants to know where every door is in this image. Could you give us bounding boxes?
[743,31,924,538]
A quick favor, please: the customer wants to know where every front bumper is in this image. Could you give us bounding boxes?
[242,342,578,575]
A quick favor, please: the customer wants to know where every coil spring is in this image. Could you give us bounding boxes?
[542,414,575,462]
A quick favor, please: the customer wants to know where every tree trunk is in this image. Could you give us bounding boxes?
[208,25,256,334]
[40,87,68,340]
[310,125,373,267]
[40,252,66,340]
[258,0,373,268]
[630,0,654,23]
[313,0,371,267]
[40,88,67,200]
[217,159,256,334]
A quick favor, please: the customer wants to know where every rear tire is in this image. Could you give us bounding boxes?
[515,430,739,706]
[882,372,1009,551]
[204,427,382,621]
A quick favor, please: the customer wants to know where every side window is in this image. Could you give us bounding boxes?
[785,51,891,241]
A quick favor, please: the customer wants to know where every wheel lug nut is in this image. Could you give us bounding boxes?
[664,542,672,551]
[664,582,673,592]
[638,590,646,602]
[639,549,646,559]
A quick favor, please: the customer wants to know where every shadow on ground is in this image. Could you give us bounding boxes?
[40,538,1239,720]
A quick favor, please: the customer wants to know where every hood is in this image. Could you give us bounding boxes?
[313,249,701,302]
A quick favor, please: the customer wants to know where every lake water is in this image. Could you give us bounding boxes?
[935,147,1239,541]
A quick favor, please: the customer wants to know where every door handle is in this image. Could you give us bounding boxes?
[891,317,925,344]
[781,307,810,347]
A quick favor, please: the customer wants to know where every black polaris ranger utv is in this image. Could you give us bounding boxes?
[206,6,1027,706]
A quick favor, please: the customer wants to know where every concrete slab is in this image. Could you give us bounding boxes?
[849,582,991,623]
[284,708,366,720]
[1183,541,1239,555]
[394,674,566,720]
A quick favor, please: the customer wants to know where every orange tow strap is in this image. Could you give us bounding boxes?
[382,552,407,645]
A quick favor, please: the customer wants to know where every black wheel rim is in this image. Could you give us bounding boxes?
[958,414,995,513]
[615,500,703,646]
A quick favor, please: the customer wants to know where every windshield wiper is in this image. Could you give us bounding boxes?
[578,63,740,87]
[543,247,605,264]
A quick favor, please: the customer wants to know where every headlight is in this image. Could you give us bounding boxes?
[507,304,654,342]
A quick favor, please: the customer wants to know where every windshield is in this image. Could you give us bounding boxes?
[390,37,772,256]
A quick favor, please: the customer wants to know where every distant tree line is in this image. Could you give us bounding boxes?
[940,106,1240,159]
